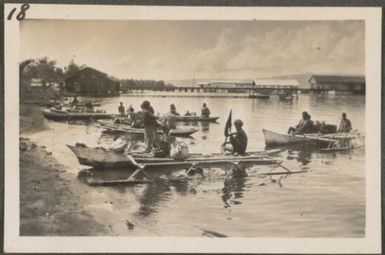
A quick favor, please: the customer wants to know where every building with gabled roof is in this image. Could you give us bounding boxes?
[309,75,365,94]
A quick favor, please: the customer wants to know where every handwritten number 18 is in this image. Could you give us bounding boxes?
[7,4,30,21]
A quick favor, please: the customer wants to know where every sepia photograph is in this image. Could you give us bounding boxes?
[3,4,382,253]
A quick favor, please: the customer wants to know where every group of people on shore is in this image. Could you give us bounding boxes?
[288,111,352,135]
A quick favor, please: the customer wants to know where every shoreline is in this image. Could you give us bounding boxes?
[19,102,111,236]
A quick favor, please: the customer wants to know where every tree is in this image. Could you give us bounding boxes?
[19,59,34,92]
[64,59,80,78]
[20,57,64,91]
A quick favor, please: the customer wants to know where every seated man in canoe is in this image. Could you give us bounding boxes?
[287,111,315,134]
[85,102,94,113]
[169,104,180,116]
[337,112,352,133]
[224,119,248,155]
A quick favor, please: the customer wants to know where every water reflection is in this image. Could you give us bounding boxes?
[201,121,210,132]
[222,176,247,208]
[135,181,172,217]
[287,148,313,165]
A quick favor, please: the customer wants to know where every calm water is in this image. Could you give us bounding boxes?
[27,94,365,237]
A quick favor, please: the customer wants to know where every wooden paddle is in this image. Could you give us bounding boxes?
[221,110,232,149]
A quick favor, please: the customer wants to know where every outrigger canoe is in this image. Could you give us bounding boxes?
[263,129,337,147]
[97,120,198,137]
[175,116,219,122]
[42,108,113,121]
[67,143,282,169]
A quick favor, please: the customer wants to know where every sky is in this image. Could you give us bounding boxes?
[20,20,364,81]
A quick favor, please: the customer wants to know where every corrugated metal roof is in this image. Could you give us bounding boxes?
[254,79,299,86]
[310,75,365,84]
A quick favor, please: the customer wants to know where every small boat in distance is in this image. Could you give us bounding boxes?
[248,92,270,99]
[278,93,294,100]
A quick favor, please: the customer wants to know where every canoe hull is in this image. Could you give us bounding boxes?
[67,144,135,168]
[98,120,198,137]
[263,129,331,147]
[67,144,281,169]
[42,109,113,121]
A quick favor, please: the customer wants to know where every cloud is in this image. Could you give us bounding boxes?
[185,28,239,73]
[184,22,364,78]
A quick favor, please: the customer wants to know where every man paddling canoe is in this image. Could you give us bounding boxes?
[222,110,248,155]
[227,119,248,155]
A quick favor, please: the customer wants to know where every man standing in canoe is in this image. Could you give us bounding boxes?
[201,103,211,118]
[118,102,125,117]
[338,112,352,133]
[165,104,178,129]
[141,100,165,152]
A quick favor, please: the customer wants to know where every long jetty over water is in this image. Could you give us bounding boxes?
[120,76,365,97]
[120,86,359,98]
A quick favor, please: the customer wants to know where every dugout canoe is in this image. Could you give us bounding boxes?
[262,129,334,147]
[67,144,282,169]
[42,108,113,121]
[174,116,219,122]
[98,120,198,137]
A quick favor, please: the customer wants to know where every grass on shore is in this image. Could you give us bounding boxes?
[19,103,49,134]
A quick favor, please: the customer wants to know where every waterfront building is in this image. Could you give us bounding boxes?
[309,75,365,95]
[64,66,120,96]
